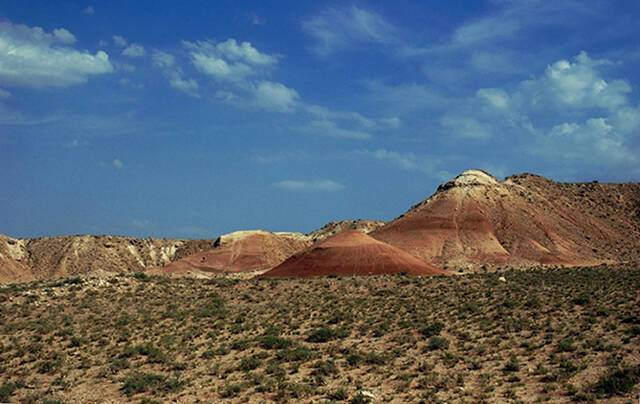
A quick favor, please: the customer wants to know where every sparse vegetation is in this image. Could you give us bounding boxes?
[0,265,638,401]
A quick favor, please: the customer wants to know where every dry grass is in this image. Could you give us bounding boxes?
[0,266,639,403]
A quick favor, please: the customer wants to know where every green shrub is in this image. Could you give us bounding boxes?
[419,321,444,338]
[276,347,315,362]
[238,355,262,371]
[121,372,183,395]
[592,365,640,397]
[260,335,292,350]
[326,387,348,400]
[503,355,520,373]
[307,327,336,343]
[132,272,150,282]
[426,336,449,351]
[0,382,16,402]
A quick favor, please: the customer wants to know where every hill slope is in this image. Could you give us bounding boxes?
[307,219,385,242]
[263,230,446,277]
[151,230,311,277]
[0,235,211,284]
[372,170,640,270]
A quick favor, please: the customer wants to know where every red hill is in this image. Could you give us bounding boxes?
[262,230,446,278]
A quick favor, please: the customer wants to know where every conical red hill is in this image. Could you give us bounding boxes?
[262,230,447,278]
[372,170,640,270]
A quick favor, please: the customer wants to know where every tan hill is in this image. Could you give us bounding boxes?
[0,235,211,284]
[262,230,447,278]
[0,235,34,284]
[151,230,311,277]
[307,219,385,242]
[372,170,640,270]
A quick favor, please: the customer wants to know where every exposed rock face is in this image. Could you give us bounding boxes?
[152,230,311,277]
[308,219,386,242]
[372,170,640,270]
[262,230,446,278]
[0,235,211,284]
[0,235,33,284]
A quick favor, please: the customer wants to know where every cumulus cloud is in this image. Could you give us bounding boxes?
[302,6,396,56]
[122,43,145,57]
[152,51,175,68]
[113,35,128,47]
[152,50,199,97]
[521,51,630,112]
[185,39,277,84]
[438,51,639,171]
[542,117,638,165]
[253,81,299,112]
[177,37,375,138]
[52,28,76,44]
[0,21,113,88]
[273,179,345,192]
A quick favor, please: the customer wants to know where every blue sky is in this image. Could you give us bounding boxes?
[1,0,639,238]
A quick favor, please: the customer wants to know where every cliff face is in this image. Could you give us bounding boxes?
[0,235,212,284]
[372,170,640,270]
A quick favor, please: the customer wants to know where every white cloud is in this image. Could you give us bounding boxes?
[112,158,124,169]
[380,117,401,128]
[152,51,175,68]
[437,50,640,170]
[0,22,113,88]
[152,50,199,97]
[542,117,637,165]
[360,148,451,180]
[122,43,145,57]
[113,35,127,47]
[253,81,299,112]
[305,120,371,140]
[169,76,199,97]
[477,88,510,109]
[451,16,519,47]
[185,39,277,83]
[302,6,396,56]
[440,115,495,140]
[178,37,375,137]
[273,179,345,192]
[521,52,630,112]
[363,149,420,171]
[53,28,76,44]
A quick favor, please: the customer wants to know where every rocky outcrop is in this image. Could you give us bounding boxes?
[0,235,211,284]
[308,219,385,242]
